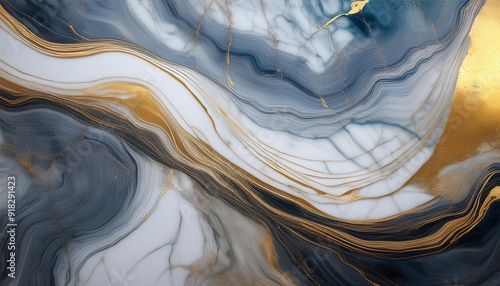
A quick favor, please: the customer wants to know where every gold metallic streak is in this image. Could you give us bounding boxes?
[68,24,90,41]
[408,0,500,199]
[310,0,369,38]
[141,169,174,223]
[491,186,500,200]
[18,158,39,177]
[320,96,328,108]
[224,0,235,87]
[194,0,216,48]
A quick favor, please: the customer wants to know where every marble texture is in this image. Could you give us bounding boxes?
[0,0,499,285]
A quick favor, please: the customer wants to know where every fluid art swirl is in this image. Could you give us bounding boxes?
[0,0,499,285]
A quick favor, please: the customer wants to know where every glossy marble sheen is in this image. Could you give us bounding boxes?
[0,0,499,285]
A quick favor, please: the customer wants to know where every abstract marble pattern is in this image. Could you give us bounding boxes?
[0,0,499,285]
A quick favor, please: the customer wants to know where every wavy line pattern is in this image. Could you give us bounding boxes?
[0,0,499,285]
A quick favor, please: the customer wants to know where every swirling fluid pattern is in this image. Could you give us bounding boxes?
[0,0,499,285]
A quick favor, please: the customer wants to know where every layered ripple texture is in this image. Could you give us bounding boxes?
[1,0,499,285]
